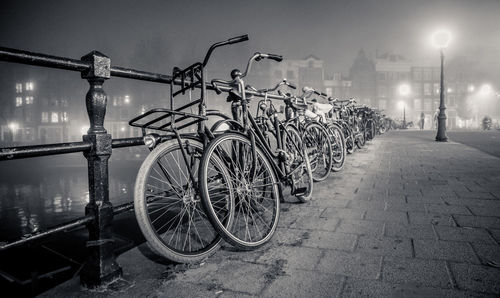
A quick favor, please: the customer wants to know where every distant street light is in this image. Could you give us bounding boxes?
[398,101,406,128]
[479,84,492,96]
[431,29,451,142]
[8,122,19,131]
[398,84,410,129]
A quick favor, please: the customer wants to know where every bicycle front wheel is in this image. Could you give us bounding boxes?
[328,124,346,172]
[199,132,280,250]
[134,138,232,263]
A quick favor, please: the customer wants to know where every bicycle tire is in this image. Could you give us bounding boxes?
[199,132,280,250]
[303,122,333,182]
[134,138,233,263]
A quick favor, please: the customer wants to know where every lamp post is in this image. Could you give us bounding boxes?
[431,29,451,141]
[398,84,410,129]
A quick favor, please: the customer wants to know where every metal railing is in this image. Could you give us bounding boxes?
[0,46,288,288]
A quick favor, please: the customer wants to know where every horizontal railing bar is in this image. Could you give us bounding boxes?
[0,47,91,72]
[0,47,288,100]
[113,201,134,215]
[0,141,91,161]
[111,137,144,148]
[0,215,93,251]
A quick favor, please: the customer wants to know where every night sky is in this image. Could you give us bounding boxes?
[1,0,499,76]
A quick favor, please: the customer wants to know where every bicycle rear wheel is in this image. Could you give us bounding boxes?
[303,122,333,182]
[282,125,313,202]
[134,138,233,263]
[328,124,346,172]
[199,132,280,250]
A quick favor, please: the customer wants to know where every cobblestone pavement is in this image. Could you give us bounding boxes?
[44,130,500,297]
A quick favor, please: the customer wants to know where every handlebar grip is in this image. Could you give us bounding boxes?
[227,34,249,44]
[287,83,297,90]
[321,92,327,97]
[267,54,283,62]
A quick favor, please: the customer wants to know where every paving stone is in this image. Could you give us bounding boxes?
[263,268,344,297]
[488,229,500,243]
[435,226,497,244]
[456,192,497,200]
[454,215,500,229]
[364,210,408,224]
[450,262,500,294]
[355,236,412,257]
[336,219,384,236]
[413,239,480,264]
[382,257,452,288]
[409,211,456,226]
[257,246,323,270]
[470,243,500,266]
[320,207,365,220]
[443,197,500,208]
[273,228,311,246]
[425,203,472,215]
[179,260,268,295]
[468,206,500,217]
[341,277,489,298]
[309,197,351,208]
[290,214,339,231]
[302,230,357,251]
[384,201,426,212]
[348,200,386,210]
[317,250,382,280]
[384,222,436,240]
[157,280,223,297]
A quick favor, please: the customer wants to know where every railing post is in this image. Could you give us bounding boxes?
[79,51,122,288]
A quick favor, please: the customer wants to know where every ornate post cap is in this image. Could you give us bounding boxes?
[81,51,110,79]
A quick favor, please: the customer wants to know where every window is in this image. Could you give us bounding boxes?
[41,112,49,123]
[379,99,387,110]
[16,97,23,107]
[325,87,333,97]
[25,96,34,104]
[413,69,422,81]
[62,112,69,122]
[414,99,422,110]
[378,72,386,81]
[433,69,440,80]
[423,69,431,80]
[434,83,440,95]
[61,99,69,107]
[412,83,420,96]
[51,112,59,123]
[378,86,387,98]
[26,110,33,122]
[424,99,432,111]
[26,82,34,91]
[424,83,431,96]
[16,83,23,93]
[286,70,295,80]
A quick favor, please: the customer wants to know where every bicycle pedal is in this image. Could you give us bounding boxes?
[292,187,307,196]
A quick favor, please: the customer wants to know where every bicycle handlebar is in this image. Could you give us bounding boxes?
[202,34,249,67]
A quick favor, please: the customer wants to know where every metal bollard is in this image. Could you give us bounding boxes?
[79,51,122,288]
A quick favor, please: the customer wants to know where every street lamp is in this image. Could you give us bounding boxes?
[398,101,406,129]
[431,29,451,141]
[398,84,410,129]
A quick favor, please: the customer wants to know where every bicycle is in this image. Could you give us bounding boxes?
[128,35,248,263]
[198,53,313,250]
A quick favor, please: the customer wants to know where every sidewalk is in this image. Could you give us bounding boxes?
[43,131,500,297]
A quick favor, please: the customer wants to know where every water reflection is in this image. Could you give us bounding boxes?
[0,162,140,242]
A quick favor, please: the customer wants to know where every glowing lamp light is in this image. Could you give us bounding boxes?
[8,122,19,131]
[120,127,126,132]
[399,84,410,96]
[398,101,406,110]
[124,95,130,104]
[468,85,475,92]
[431,29,452,49]
[480,84,492,96]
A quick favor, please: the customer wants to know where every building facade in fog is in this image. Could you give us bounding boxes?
[349,49,376,107]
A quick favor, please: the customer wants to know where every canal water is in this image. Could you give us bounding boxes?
[0,149,150,295]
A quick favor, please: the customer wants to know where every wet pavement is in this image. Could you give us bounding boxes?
[43,130,500,297]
